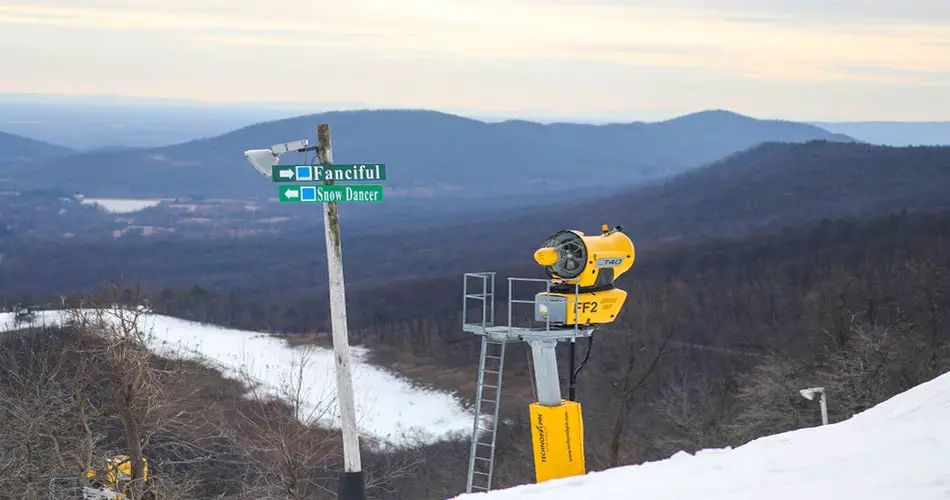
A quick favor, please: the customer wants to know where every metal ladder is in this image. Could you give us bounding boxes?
[466,335,507,493]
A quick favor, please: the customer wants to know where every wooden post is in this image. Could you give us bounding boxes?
[318,123,366,500]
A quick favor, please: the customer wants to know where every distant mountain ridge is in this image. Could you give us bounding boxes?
[0,109,853,199]
[0,131,75,167]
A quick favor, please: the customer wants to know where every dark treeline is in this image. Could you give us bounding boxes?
[3,209,947,498]
[12,209,945,347]
[7,209,948,339]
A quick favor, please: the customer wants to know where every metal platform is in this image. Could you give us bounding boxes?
[462,273,595,342]
[462,324,593,343]
[462,272,594,493]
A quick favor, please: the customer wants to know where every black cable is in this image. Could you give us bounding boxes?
[569,340,576,401]
[571,335,594,389]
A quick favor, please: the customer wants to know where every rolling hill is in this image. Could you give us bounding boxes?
[1,109,852,199]
[0,131,75,168]
[314,139,950,285]
[564,140,950,242]
[1,140,944,298]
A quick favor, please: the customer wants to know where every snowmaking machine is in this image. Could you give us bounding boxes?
[82,455,153,500]
[532,224,635,326]
[462,224,637,493]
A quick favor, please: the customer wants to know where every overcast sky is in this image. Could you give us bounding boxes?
[2,0,949,121]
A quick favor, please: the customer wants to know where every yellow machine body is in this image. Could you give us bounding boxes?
[535,227,635,288]
[529,400,586,483]
[533,225,635,326]
[536,287,628,325]
[86,455,149,492]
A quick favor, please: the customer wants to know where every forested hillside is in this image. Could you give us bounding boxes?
[4,209,946,498]
[430,140,950,246]
[179,209,950,497]
[3,140,947,299]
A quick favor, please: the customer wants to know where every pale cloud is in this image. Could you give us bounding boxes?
[1,0,950,120]
[543,0,950,25]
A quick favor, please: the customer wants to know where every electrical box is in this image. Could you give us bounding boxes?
[535,294,569,324]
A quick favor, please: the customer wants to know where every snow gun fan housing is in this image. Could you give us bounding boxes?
[532,225,635,326]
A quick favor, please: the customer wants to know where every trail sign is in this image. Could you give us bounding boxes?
[244,125,375,500]
[279,184,383,203]
[272,164,387,182]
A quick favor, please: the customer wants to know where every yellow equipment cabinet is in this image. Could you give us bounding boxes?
[529,400,586,483]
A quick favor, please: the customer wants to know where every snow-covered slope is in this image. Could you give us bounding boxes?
[0,309,475,450]
[452,369,950,500]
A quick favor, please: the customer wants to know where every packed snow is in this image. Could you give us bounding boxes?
[0,309,477,450]
[81,198,161,213]
[452,369,950,499]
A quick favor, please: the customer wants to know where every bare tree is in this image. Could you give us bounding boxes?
[817,322,924,419]
[650,367,734,454]
[0,286,440,499]
[220,341,420,499]
[226,344,342,498]
[67,287,212,500]
[589,282,685,469]
[0,327,103,499]
[906,258,949,378]
[728,353,813,443]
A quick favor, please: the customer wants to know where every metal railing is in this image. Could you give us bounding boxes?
[462,272,496,331]
[463,273,591,342]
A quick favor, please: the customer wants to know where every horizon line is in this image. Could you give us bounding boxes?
[3,91,949,125]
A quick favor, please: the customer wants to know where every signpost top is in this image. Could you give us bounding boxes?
[272,164,387,182]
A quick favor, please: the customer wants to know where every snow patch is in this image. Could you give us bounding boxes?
[82,198,161,213]
[0,309,476,450]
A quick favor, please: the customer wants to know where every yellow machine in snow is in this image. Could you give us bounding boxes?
[83,455,152,500]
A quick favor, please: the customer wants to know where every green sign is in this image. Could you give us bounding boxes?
[272,164,387,182]
[278,184,383,203]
